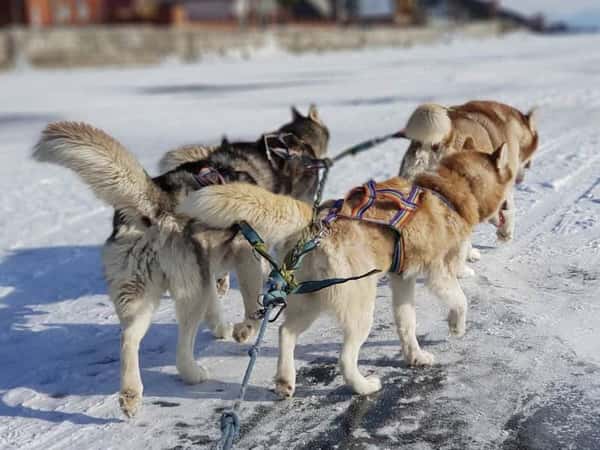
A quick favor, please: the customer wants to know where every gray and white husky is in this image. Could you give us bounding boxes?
[32,106,329,417]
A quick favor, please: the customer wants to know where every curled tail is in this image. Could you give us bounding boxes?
[178,183,312,244]
[33,122,168,217]
[158,144,218,173]
[404,103,452,144]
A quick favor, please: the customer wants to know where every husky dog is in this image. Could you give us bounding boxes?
[398,100,538,244]
[180,143,514,396]
[32,106,329,417]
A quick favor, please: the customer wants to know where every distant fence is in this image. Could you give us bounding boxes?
[0,21,514,70]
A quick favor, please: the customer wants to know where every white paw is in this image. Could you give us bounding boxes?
[177,362,209,385]
[353,375,382,396]
[119,388,142,418]
[407,350,435,367]
[211,321,233,340]
[274,377,295,398]
[467,247,481,262]
[458,265,476,278]
[233,321,258,344]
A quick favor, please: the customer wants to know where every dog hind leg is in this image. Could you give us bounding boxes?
[336,282,382,395]
[205,289,233,340]
[458,239,476,278]
[275,301,320,398]
[114,280,162,418]
[390,274,435,366]
[172,284,214,384]
[427,272,467,337]
[232,246,265,343]
[497,189,516,242]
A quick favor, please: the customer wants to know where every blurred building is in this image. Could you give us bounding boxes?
[0,0,534,29]
[0,0,104,26]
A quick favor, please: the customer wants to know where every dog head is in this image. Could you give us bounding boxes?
[515,107,539,184]
[398,104,454,180]
[440,143,514,224]
[276,105,330,159]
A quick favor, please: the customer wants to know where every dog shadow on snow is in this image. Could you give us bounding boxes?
[0,245,442,425]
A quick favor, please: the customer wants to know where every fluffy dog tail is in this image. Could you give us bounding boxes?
[404,103,452,144]
[33,121,167,217]
[158,144,218,172]
[178,183,313,244]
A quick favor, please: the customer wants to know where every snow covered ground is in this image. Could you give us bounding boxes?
[1,31,600,449]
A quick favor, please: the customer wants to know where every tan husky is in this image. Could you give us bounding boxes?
[179,144,514,396]
[399,100,539,246]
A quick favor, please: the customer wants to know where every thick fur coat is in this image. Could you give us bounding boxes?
[32,106,329,417]
[180,145,514,397]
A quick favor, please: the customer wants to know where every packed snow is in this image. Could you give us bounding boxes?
[1,31,600,449]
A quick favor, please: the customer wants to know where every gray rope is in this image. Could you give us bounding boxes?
[213,302,276,450]
[212,130,399,449]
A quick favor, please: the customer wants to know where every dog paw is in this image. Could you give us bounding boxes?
[458,265,476,278]
[497,229,513,242]
[407,350,435,367]
[233,321,257,344]
[177,363,209,385]
[211,321,233,340]
[353,375,382,396]
[274,378,295,398]
[216,275,230,298]
[119,388,142,418]
[467,247,481,262]
[448,310,466,337]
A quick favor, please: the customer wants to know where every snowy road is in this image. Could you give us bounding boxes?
[1,32,600,449]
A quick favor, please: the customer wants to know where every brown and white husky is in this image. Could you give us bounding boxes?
[180,143,514,397]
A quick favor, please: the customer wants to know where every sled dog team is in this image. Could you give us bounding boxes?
[33,100,538,417]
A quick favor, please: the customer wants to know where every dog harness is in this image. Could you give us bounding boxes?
[194,166,226,187]
[322,180,454,273]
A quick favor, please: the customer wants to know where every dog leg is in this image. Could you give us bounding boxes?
[427,274,467,337]
[216,273,230,298]
[336,283,381,395]
[497,190,516,242]
[205,291,233,339]
[114,284,161,418]
[232,247,264,343]
[458,239,476,278]
[173,286,213,385]
[390,274,435,367]
[275,302,319,398]
[466,238,481,262]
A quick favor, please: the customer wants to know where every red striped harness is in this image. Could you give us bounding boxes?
[322,180,424,273]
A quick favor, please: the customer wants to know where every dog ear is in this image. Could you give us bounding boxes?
[291,106,303,120]
[526,107,538,132]
[462,137,476,152]
[308,104,321,123]
[492,143,509,171]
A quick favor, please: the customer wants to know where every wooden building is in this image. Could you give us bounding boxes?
[0,0,105,27]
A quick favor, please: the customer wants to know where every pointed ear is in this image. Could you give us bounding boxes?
[492,143,509,170]
[308,104,320,122]
[291,106,303,120]
[526,107,538,132]
[462,137,476,152]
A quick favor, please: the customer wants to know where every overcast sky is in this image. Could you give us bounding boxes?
[501,0,600,27]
